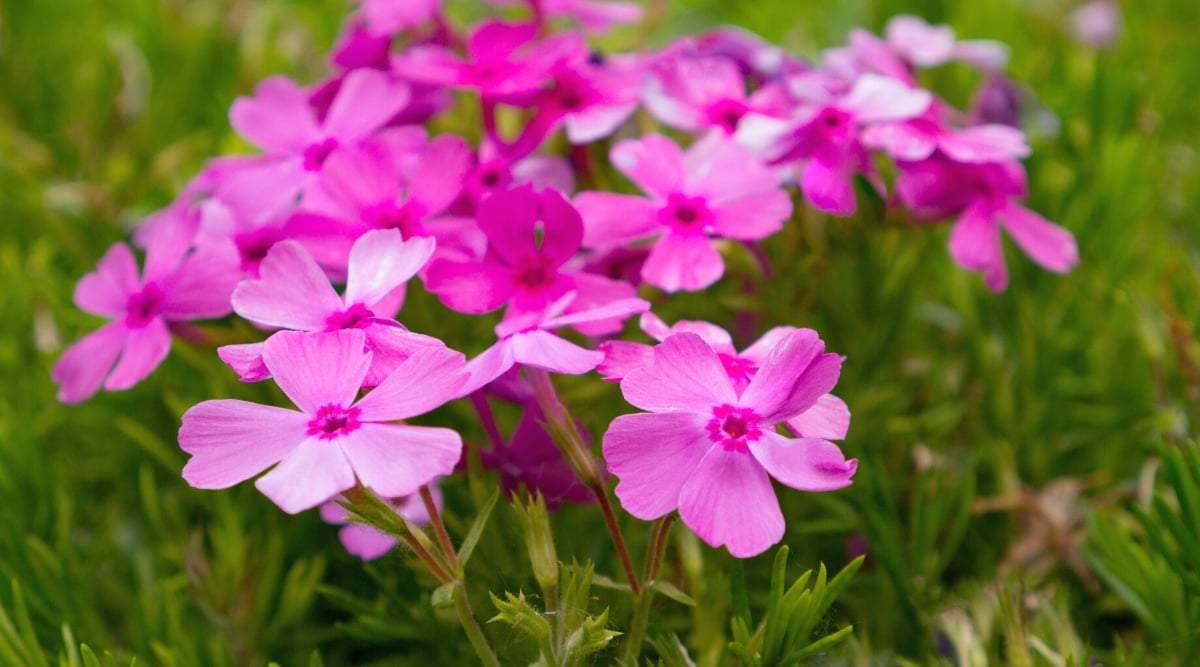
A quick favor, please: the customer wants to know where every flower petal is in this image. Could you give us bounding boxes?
[424,258,516,314]
[104,318,172,391]
[74,243,139,318]
[741,329,842,423]
[217,342,271,382]
[353,344,467,421]
[232,241,343,330]
[784,393,851,440]
[344,230,435,308]
[620,332,736,412]
[262,329,371,414]
[255,436,357,514]
[229,76,319,154]
[574,192,659,247]
[641,230,724,292]
[180,399,309,488]
[603,411,714,519]
[341,423,462,498]
[322,68,410,142]
[678,446,783,558]
[748,432,856,491]
[510,329,604,374]
[1000,203,1079,274]
[52,321,127,404]
[610,134,685,198]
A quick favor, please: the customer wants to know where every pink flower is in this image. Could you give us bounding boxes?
[602,330,857,558]
[460,293,650,395]
[861,103,1030,164]
[392,20,586,101]
[574,132,792,291]
[737,73,931,216]
[220,70,409,217]
[353,0,441,38]
[221,229,440,385]
[896,156,1079,291]
[486,0,643,34]
[599,313,851,440]
[52,232,238,403]
[426,185,636,328]
[319,483,441,560]
[181,329,467,514]
[642,55,787,135]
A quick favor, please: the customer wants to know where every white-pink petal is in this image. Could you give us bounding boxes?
[344,230,435,308]
[232,241,343,330]
[784,393,851,440]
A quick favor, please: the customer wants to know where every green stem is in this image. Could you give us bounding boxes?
[622,514,676,665]
[421,485,459,573]
[525,367,641,596]
[453,580,501,667]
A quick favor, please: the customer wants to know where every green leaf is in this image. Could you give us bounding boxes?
[431,582,456,609]
[458,487,500,569]
[650,580,696,607]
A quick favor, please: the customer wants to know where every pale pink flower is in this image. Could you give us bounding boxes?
[574,131,792,291]
[181,329,467,514]
[602,331,856,557]
[599,313,851,440]
[221,229,440,385]
[220,70,409,217]
[53,230,238,403]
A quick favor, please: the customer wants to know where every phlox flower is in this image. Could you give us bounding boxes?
[53,230,238,404]
[319,482,442,560]
[598,313,850,440]
[486,0,643,34]
[574,131,792,292]
[895,155,1079,291]
[459,140,576,206]
[460,293,650,395]
[861,103,1031,164]
[480,402,593,509]
[602,330,857,558]
[352,0,441,38]
[509,56,643,149]
[642,55,786,135]
[392,19,586,101]
[287,129,480,272]
[220,229,440,385]
[181,329,467,514]
[426,185,636,330]
[220,69,409,217]
[737,73,931,216]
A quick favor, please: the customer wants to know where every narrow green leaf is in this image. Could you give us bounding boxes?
[308,649,325,667]
[779,624,854,664]
[431,582,456,609]
[79,646,102,667]
[650,581,696,607]
[730,559,752,629]
[458,487,500,568]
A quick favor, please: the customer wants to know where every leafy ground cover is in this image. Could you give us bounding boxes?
[1,0,1199,665]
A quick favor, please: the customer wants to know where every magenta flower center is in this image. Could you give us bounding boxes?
[815,107,852,136]
[302,137,340,171]
[325,302,376,330]
[706,404,764,453]
[707,98,747,133]
[235,227,283,274]
[364,201,424,238]
[124,283,164,328]
[659,193,713,233]
[513,257,556,292]
[306,403,363,440]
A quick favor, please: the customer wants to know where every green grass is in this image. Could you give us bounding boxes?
[2,0,1199,664]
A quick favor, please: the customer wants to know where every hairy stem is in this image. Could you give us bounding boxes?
[421,485,459,572]
[453,580,501,667]
[622,514,676,665]
[525,367,640,596]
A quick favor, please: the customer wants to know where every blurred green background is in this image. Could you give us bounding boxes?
[2,0,1199,664]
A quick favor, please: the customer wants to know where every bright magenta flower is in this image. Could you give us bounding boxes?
[602,330,856,557]
[181,329,467,514]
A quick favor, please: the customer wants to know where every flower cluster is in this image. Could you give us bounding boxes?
[53,1,1075,559]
